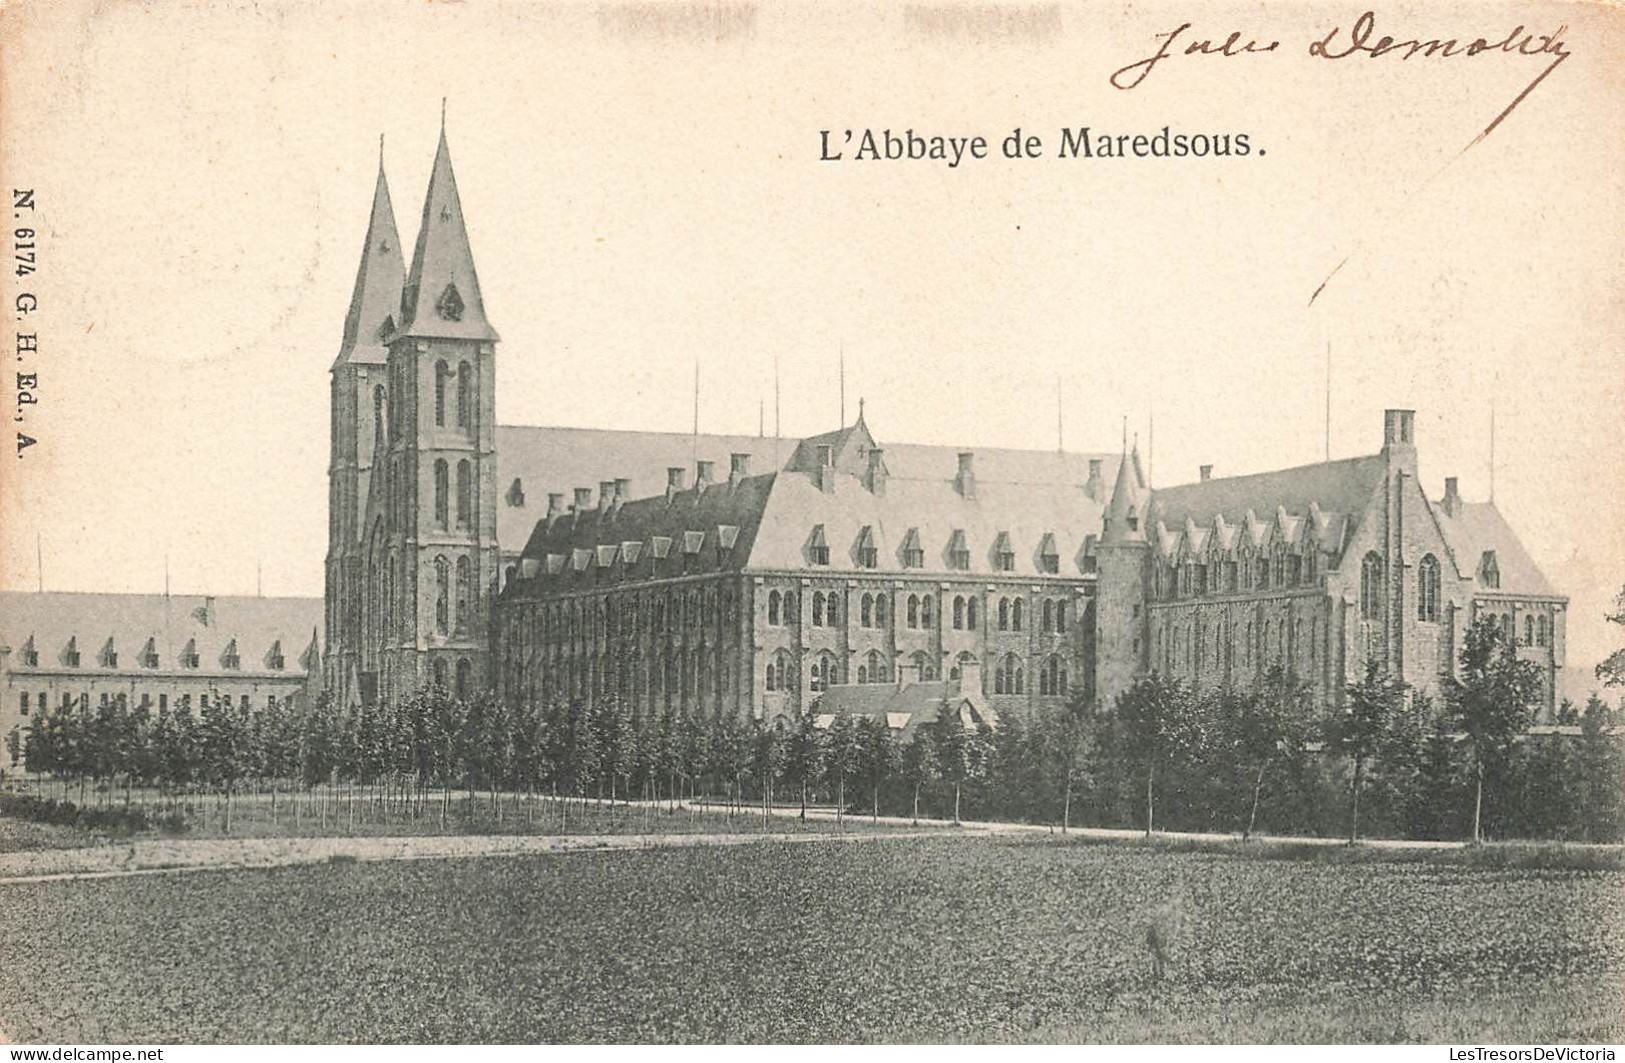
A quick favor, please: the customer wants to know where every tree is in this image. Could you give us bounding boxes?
[1055,695,1100,832]
[1113,674,1193,836]
[932,704,986,825]
[1444,615,1544,844]
[1577,694,1624,842]
[900,724,940,824]
[750,716,787,826]
[855,716,900,821]
[1597,584,1625,688]
[1326,659,1409,844]
[823,713,860,828]
[783,708,827,818]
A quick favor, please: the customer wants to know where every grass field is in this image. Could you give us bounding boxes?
[0,791,914,852]
[2,834,1620,1043]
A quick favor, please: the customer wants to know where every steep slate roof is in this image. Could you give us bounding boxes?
[1435,500,1558,597]
[335,160,406,370]
[1145,453,1386,562]
[517,473,778,581]
[0,593,322,679]
[494,426,777,555]
[812,680,996,740]
[742,468,1105,577]
[393,129,499,344]
[493,423,1117,559]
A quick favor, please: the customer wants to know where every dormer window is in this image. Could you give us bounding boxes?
[808,524,830,566]
[993,531,1015,573]
[947,529,970,571]
[267,640,285,671]
[20,636,37,667]
[221,639,241,671]
[62,637,80,669]
[140,638,159,669]
[181,639,200,669]
[437,283,465,322]
[855,526,878,569]
[1038,533,1060,575]
[1127,506,1139,533]
[1479,551,1501,589]
[901,528,924,569]
[98,638,118,669]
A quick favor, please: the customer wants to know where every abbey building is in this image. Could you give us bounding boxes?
[322,130,1568,724]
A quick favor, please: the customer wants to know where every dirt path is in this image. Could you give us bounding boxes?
[0,827,959,885]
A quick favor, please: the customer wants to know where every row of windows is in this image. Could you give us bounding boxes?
[1486,611,1553,648]
[1362,552,1446,623]
[805,525,1068,573]
[1156,551,1320,601]
[432,459,474,530]
[13,637,287,672]
[432,360,475,431]
[1160,614,1321,678]
[15,690,291,717]
[761,649,1068,698]
[433,555,475,637]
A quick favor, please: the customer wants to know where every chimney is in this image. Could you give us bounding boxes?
[729,452,750,486]
[666,466,686,501]
[572,487,593,512]
[695,459,715,487]
[955,451,977,500]
[1199,464,1213,482]
[896,660,920,688]
[614,477,631,503]
[598,480,616,511]
[864,447,887,496]
[546,492,564,519]
[957,658,982,697]
[1382,408,1417,473]
[1442,476,1461,517]
[1086,458,1103,501]
[815,443,835,494]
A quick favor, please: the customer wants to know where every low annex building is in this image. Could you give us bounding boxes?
[1,592,323,768]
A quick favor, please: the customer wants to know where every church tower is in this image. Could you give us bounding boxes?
[324,147,405,709]
[373,122,501,704]
[1093,443,1151,708]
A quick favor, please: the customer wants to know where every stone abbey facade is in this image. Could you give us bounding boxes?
[322,130,1568,723]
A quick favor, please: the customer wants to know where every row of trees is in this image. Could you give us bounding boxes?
[7,617,1623,842]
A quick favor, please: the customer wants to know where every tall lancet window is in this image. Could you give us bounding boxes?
[434,360,449,427]
[456,459,472,528]
[455,555,472,634]
[434,460,449,529]
[434,556,450,635]
[457,361,473,430]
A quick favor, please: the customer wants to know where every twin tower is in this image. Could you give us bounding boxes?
[324,128,501,709]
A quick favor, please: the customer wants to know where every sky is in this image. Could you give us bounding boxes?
[0,0,1620,693]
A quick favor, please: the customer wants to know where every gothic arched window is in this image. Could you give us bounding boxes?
[455,658,472,699]
[432,657,448,691]
[434,555,450,635]
[1009,598,1021,632]
[810,652,836,693]
[998,597,1010,631]
[768,589,781,626]
[861,593,873,628]
[966,597,978,630]
[875,595,887,627]
[921,595,933,629]
[911,650,934,681]
[456,459,472,528]
[434,360,449,427]
[907,594,919,628]
[1360,552,1384,620]
[1056,600,1068,634]
[456,361,473,430]
[953,596,965,630]
[434,460,449,529]
[455,555,472,634]
[1417,554,1441,622]
[866,650,886,684]
[825,593,838,627]
[812,591,825,628]
[372,385,386,446]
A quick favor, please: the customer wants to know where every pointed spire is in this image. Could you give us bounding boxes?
[395,120,500,343]
[1104,444,1147,545]
[336,148,406,367]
